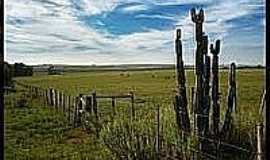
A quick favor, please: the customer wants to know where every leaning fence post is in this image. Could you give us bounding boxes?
[256,123,264,160]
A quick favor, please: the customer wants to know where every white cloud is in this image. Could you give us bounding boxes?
[4,0,265,65]
[121,4,148,12]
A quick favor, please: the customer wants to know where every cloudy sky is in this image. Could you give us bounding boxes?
[4,0,265,65]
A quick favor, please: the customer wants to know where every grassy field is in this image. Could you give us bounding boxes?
[5,68,265,159]
[16,69,264,121]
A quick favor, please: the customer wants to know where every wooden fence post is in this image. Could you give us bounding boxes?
[92,91,99,137]
[68,95,71,123]
[43,90,47,107]
[112,97,116,116]
[35,87,38,97]
[77,94,83,127]
[51,88,54,106]
[73,96,78,127]
[92,91,98,120]
[57,91,60,111]
[156,104,160,159]
[211,39,221,136]
[257,123,264,160]
[63,93,66,113]
[58,91,63,111]
[130,91,135,119]
[49,88,53,106]
[54,89,57,109]
[86,96,92,113]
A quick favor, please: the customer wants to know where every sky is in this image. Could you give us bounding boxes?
[4,0,265,65]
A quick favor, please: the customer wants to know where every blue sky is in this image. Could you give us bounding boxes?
[4,0,265,65]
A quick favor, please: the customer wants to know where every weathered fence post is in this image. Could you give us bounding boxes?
[54,89,58,109]
[221,63,237,137]
[92,91,98,120]
[57,91,61,111]
[85,96,92,113]
[202,35,211,135]
[77,94,84,127]
[49,88,53,106]
[259,90,266,145]
[210,39,221,136]
[58,92,61,110]
[44,89,47,107]
[73,96,78,127]
[112,97,116,116]
[62,93,65,113]
[256,123,264,160]
[156,104,160,159]
[191,8,205,139]
[130,91,135,119]
[174,28,190,133]
[68,95,71,123]
[92,91,99,137]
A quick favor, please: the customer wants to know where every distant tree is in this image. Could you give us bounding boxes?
[256,64,263,69]
[13,63,33,77]
[4,62,14,87]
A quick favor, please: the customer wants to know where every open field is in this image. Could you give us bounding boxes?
[16,69,264,121]
[5,68,265,159]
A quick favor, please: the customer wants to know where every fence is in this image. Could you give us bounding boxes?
[14,81,265,160]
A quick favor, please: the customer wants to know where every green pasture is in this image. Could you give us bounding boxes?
[15,69,264,122]
[5,68,265,159]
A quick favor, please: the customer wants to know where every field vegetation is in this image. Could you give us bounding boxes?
[5,68,264,159]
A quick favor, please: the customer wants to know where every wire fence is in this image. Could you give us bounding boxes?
[12,81,264,160]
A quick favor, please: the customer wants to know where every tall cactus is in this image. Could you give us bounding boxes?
[174,29,190,133]
[210,40,221,135]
